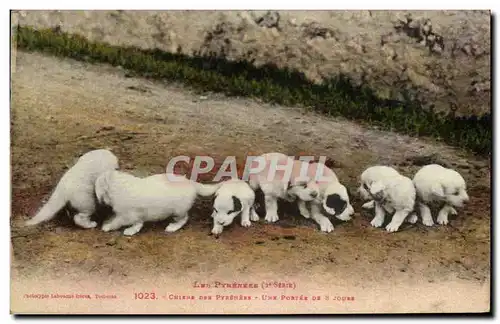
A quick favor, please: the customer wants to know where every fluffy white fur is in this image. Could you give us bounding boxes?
[25,149,119,228]
[358,165,400,209]
[358,166,418,227]
[248,152,319,223]
[358,166,417,232]
[95,170,221,235]
[210,179,259,237]
[413,164,469,226]
[293,162,354,233]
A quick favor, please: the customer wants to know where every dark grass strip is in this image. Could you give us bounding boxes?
[14,25,491,155]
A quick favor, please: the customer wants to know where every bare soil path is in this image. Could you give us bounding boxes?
[10,51,490,314]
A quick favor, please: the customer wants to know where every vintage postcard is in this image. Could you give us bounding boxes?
[10,9,491,314]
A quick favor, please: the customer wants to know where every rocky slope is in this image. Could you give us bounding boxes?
[13,10,491,116]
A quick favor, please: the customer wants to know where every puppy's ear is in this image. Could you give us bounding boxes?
[284,192,297,202]
[369,181,386,201]
[325,194,347,216]
[231,196,242,213]
[431,183,445,199]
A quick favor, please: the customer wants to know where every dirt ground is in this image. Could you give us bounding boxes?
[10,51,491,313]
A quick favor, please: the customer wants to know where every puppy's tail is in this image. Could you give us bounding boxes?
[95,171,113,206]
[25,184,67,226]
[192,181,222,197]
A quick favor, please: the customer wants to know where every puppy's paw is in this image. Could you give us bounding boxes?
[264,213,279,223]
[407,213,418,224]
[422,218,435,227]
[370,217,384,228]
[385,222,401,233]
[437,215,449,225]
[450,207,458,215]
[86,221,98,229]
[101,224,112,232]
[319,219,334,233]
[362,201,375,209]
[79,221,97,229]
[123,228,138,236]
[211,226,223,236]
[241,219,252,227]
[299,210,311,219]
[165,224,180,233]
[250,210,260,222]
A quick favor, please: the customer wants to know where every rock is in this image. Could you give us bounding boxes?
[301,22,336,40]
[347,40,365,54]
[382,45,397,60]
[99,125,115,131]
[126,85,150,93]
[106,238,117,246]
[270,27,280,38]
[254,11,280,29]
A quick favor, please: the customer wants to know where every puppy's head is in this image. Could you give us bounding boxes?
[368,181,388,202]
[285,180,319,202]
[212,194,243,227]
[357,182,372,201]
[441,170,469,208]
[322,183,354,221]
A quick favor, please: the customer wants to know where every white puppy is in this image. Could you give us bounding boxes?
[369,175,417,232]
[359,165,417,232]
[95,170,221,236]
[413,164,469,226]
[358,165,400,209]
[358,166,418,226]
[210,179,259,237]
[25,149,119,229]
[292,162,354,233]
[248,152,319,223]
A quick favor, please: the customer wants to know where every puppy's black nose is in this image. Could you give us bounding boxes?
[310,191,318,198]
